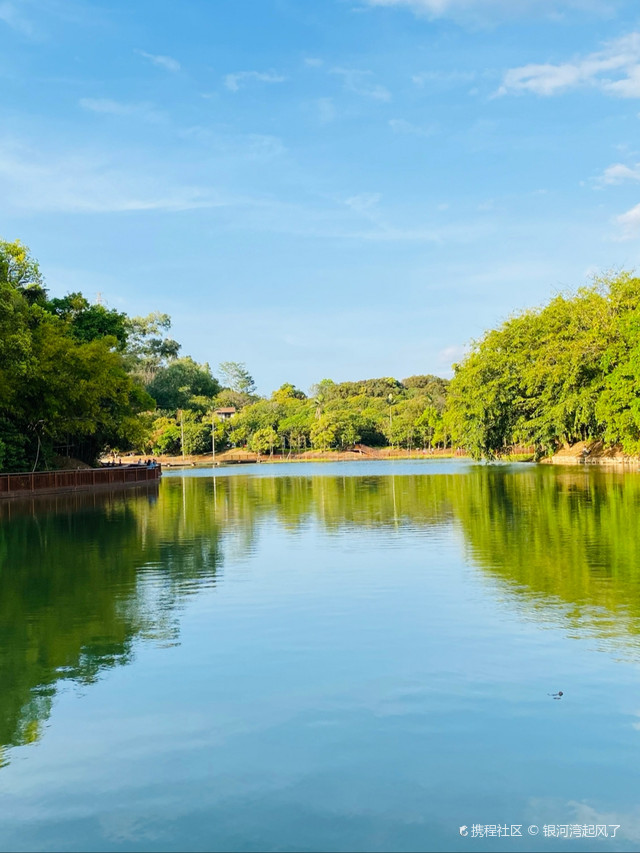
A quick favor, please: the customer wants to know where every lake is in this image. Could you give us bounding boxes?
[1,460,639,852]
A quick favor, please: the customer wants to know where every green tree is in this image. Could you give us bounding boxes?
[271,383,306,404]
[0,239,46,305]
[0,239,153,469]
[125,312,181,384]
[444,272,637,459]
[250,427,278,456]
[218,361,256,395]
[310,415,339,450]
[415,406,440,450]
[147,357,220,411]
[21,316,153,464]
[46,293,129,349]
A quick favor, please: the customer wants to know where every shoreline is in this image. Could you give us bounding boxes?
[107,448,472,468]
[106,448,536,469]
[540,440,640,468]
[100,441,640,471]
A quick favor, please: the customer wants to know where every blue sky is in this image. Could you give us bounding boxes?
[2,0,640,394]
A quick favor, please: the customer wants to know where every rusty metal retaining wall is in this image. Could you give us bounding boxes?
[0,465,162,499]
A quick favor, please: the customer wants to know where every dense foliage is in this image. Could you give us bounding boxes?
[446,272,640,459]
[0,240,156,471]
[142,374,450,457]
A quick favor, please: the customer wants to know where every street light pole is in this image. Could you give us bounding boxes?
[211,412,216,465]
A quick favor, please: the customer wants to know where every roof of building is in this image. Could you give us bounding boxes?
[214,407,237,414]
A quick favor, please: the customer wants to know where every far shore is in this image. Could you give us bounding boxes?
[102,446,535,468]
[101,440,640,470]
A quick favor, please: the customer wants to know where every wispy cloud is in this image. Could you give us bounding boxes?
[331,68,391,101]
[498,32,640,97]
[336,192,492,244]
[389,118,437,137]
[224,70,286,92]
[136,50,181,73]
[0,138,236,214]
[616,203,640,238]
[344,193,382,215]
[0,131,492,246]
[79,98,163,122]
[0,1,36,36]
[177,127,286,160]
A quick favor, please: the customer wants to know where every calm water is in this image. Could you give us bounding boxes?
[1,460,640,852]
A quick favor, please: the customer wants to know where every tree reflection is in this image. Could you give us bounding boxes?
[0,482,222,757]
[2,466,640,761]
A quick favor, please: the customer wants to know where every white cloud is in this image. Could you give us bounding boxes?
[616,203,640,238]
[598,162,640,184]
[603,64,640,97]
[500,63,584,95]
[79,98,162,121]
[331,68,391,101]
[224,70,286,92]
[499,32,640,97]
[136,50,181,73]
[389,118,437,137]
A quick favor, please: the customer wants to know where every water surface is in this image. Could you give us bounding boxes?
[1,460,640,851]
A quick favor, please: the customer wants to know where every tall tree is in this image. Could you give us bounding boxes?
[218,361,256,395]
[125,312,180,384]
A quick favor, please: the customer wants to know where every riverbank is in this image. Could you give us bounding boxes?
[104,446,535,468]
[543,440,640,467]
[105,447,469,467]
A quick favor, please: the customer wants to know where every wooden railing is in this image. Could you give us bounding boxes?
[0,465,162,498]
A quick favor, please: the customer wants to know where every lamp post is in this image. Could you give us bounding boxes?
[211,411,216,466]
[387,393,394,446]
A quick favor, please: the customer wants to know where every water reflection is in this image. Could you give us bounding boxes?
[2,464,640,763]
[0,481,222,761]
[450,466,640,640]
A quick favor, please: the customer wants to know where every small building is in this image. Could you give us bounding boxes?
[214,407,237,421]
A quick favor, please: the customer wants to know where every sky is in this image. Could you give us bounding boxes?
[2,0,640,394]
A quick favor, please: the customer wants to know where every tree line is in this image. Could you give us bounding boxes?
[447,271,640,459]
[2,238,639,470]
[0,239,450,470]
